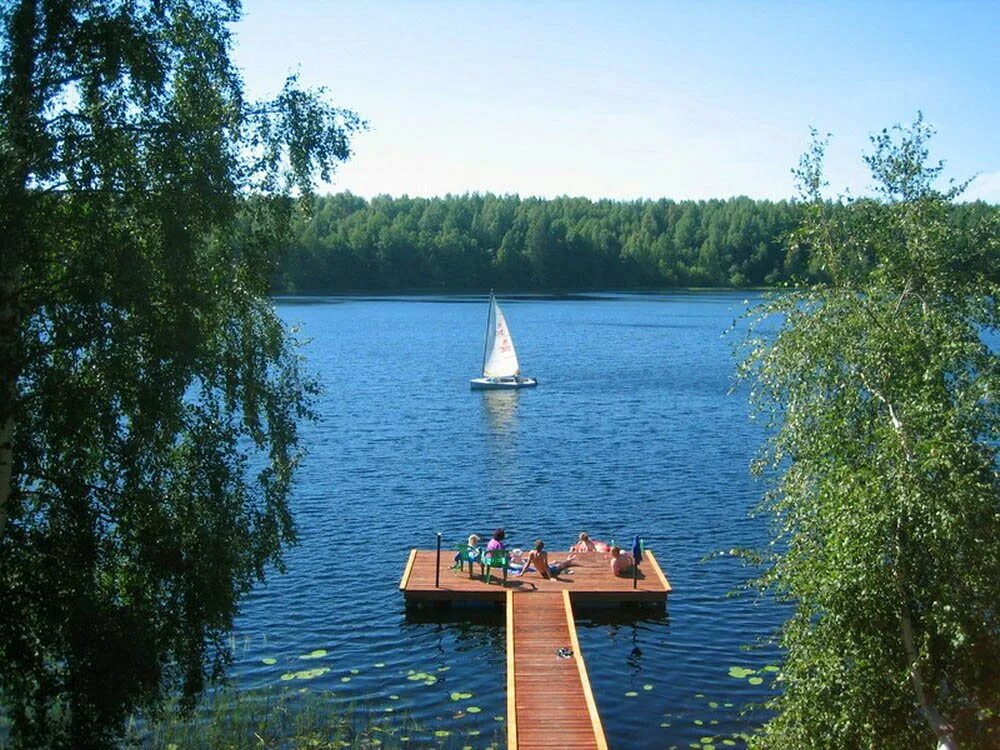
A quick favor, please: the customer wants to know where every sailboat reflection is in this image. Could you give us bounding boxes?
[480,389,519,436]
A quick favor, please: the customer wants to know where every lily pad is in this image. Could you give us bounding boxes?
[451,692,463,701]
[643,684,654,691]
[494,715,504,721]
[280,673,295,681]
[299,649,327,660]
[467,706,481,713]
[374,662,385,668]
[340,677,350,683]
[294,668,329,680]
[727,666,755,679]
[389,695,399,700]
[763,665,780,672]
[748,676,764,685]
[437,665,451,672]
[350,669,360,675]
[423,675,438,685]
[261,657,277,666]
[434,730,451,738]
[723,741,736,747]
[625,691,638,697]
[694,719,704,726]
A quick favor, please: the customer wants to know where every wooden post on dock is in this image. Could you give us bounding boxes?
[435,532,442,588]
[632,536,642,589]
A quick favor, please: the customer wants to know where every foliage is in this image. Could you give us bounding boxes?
[278,192,804,291]
[0,1,361,747]
[274,191,995,293]
[121,687,448,750]
[739,116,1000,749]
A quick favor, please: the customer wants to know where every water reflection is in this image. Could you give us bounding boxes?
[575,606,670,628]
[480,389,519,436]
[403,606,506,654]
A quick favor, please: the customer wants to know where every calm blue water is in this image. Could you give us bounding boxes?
[231,292,784,749]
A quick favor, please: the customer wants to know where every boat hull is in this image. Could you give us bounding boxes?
[470,377,538,390]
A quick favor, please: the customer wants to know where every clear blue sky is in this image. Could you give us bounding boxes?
[233,0,999,202]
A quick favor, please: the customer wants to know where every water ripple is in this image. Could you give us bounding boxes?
[231,292,782,748]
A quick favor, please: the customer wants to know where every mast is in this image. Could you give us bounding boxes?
[480,290,494,376]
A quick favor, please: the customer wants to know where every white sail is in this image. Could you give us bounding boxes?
[482,295,520,378]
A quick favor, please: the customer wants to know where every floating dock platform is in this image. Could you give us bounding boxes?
[399,549,671,749]
[399,548,671,604]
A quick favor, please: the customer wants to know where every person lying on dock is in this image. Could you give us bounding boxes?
[609,545,635,576]
[570,532,597,553]
[518,540,577,579]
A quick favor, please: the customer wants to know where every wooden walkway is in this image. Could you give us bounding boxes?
[399,548,670,749]
[507,591,607,750]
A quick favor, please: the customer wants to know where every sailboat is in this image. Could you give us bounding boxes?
[470,292,538,390]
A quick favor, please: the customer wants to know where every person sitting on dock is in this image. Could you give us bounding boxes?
[609,546,635,576]
[518,540,577,579]
[570,532,597,553]
[459,534,481,562]
[487,528,506,552]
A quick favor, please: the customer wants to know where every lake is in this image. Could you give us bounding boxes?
[231,291,785,749]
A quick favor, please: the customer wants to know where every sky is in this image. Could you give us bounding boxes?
[232,0,1000,203]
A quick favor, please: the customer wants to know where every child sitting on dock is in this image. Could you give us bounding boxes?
[518,540,577,579]
[466,534,481,559]
[453,534,481,566]
[570,532,598,553]
[609,546,635,576]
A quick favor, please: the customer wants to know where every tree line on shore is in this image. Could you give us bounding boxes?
[274,192,996,292]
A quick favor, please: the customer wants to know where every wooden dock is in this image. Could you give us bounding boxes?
[399,548,671,749]
[399,548,672,604]
[508,591,607,749]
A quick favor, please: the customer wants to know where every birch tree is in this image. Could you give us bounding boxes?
[740,117,1000,749]
[0,1,360,746]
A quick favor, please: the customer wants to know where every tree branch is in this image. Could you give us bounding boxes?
[859,367,959,748]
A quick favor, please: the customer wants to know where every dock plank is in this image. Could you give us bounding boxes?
[509,592,607,750]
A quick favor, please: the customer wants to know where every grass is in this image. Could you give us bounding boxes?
[122,685,502,750]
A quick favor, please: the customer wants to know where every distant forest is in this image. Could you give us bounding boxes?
[273,193,996,292]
